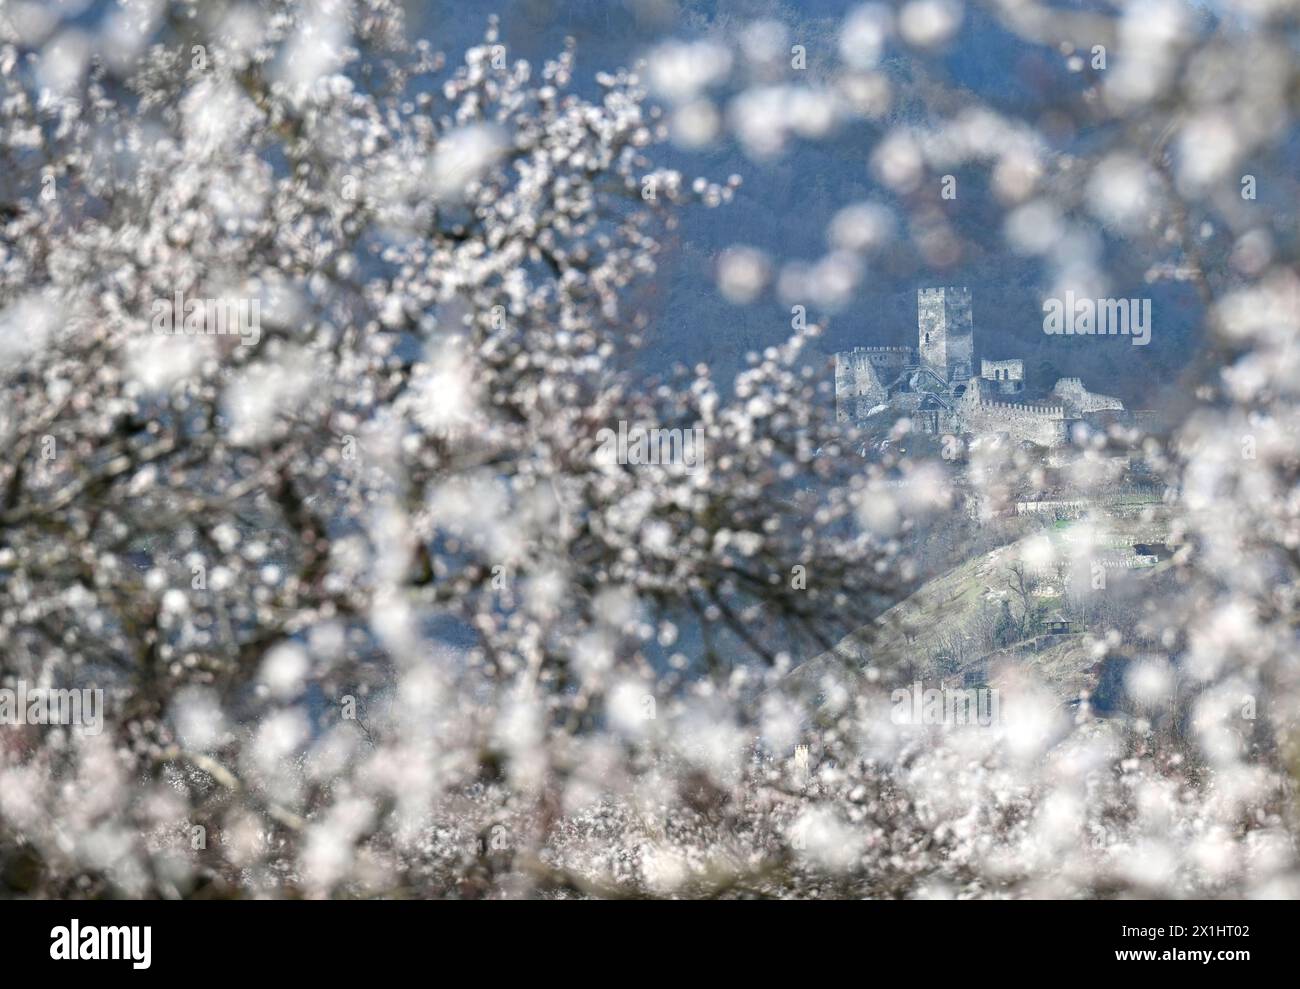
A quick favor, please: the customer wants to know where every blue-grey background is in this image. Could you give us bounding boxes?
[412,0,1298,412]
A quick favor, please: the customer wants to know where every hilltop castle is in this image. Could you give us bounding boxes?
[835,287,1130,448]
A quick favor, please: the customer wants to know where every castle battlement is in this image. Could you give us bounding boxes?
[971,400,1065,418]
[835,287,1122,447]
[1052,376,1123,414]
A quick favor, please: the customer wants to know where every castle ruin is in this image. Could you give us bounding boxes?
[835,287,1131,448]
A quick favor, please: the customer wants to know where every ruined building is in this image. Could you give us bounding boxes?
[835,288,1131,447]
[980,359,1023,396]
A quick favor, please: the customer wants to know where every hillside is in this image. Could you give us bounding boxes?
[788,513,1174,705]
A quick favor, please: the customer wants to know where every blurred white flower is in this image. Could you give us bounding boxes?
[716,246,770,304]
[170,688,227,753]
[671,99,721,148]
[871,130,924,192]
[261,643,311,700]
[898,0,963,50]
[1087,153,1156,232]
[839,4,893,69]
[429,124,507,201]
[1125,658,1174,707]
[645,40,732,103]
[828,201,895,253]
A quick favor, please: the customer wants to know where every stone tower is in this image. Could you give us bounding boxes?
[835,348,904,421]
[917,287,973,384]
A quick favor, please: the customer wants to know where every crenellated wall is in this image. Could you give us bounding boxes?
[961,405,1070,446]
[1053,377,1123,415]
[957,378,1069,445]
[965,399,1065,419]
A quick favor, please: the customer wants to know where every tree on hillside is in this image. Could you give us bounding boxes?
[1004,560,1036,641]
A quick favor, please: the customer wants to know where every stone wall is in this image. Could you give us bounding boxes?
[918,287,973,382]
[958,379,1069,446]
[980,358,1024,395]
[981,358,1024,381]
[1052,377,1123,415]
[835,347,912,421]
